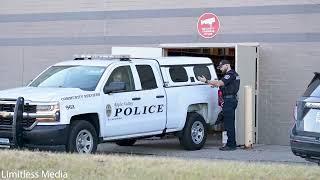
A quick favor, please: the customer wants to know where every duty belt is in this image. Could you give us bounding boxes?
[223,95,237,98]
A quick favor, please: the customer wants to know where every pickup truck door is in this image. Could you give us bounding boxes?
[101,62,166,138]
[101,64,141,138]
[130,61,167,133]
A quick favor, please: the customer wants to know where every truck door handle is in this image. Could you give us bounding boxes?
[156,95,164,98]
[132,97,141,101]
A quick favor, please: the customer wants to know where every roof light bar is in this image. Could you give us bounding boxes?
[73,54,131,60]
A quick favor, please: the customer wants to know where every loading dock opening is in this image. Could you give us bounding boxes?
[165,47,235,79]
[112,43,259,145]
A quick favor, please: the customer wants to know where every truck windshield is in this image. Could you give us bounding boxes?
[29,66,106,91]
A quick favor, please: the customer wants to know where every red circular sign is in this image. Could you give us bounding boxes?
[197,13,220,38]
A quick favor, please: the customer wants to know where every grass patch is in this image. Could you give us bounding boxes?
[0,149,318,179]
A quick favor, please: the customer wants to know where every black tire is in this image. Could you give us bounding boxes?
[66,120,98,153]
[179,112,208,150]
[115,139,137,146]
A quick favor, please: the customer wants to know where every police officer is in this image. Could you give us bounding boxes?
[198,60,240,151]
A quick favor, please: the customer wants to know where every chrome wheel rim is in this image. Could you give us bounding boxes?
[76,129,93,153]
[191,121,204,144]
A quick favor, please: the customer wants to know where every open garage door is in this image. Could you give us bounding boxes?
[162,44,259,145]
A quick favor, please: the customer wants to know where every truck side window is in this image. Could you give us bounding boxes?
[193,65,211,80]
[169,66,188,82]
[105,66,135,91]
[136,65,157,90]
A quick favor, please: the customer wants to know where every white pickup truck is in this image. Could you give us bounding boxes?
[0,55,221,153]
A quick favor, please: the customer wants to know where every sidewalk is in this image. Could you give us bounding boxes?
[200,143,310,164]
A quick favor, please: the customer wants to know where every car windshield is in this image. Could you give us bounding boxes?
[29,66,106,91]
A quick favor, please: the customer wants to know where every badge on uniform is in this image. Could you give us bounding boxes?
[224,75,230,79]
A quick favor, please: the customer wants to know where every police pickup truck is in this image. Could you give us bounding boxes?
[0,55,221,153]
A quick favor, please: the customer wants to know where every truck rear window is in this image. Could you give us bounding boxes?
[193,65,211,80]
[169,66,188,82]
[303,73,320,97]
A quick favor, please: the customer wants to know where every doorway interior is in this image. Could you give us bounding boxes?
[164,47,236,143]
[162,45,258,145]
[165,47,235,79]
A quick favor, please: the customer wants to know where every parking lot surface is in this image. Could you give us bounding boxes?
[97,133,312,165]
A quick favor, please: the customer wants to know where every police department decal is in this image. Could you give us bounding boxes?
[106,104,112,117]
[107,101,165,121]
[224,75,230,79]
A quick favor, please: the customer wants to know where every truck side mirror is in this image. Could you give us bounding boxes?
[104,82,126,94]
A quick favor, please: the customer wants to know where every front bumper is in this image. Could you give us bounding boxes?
[0,97,66,147]
[290,135,320,160]
[0,125,69,146]
[23,125,69,145]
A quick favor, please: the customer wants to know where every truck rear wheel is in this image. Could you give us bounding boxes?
[115,139,137,146]
[179,112,208,150]
[66,120,98,153]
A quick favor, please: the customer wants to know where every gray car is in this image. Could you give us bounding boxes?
[290,72,320,164]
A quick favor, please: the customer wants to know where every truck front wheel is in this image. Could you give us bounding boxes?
[66,120,98,153]
[179,112,208,150]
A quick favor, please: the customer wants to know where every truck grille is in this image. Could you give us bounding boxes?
[0,103,37,128]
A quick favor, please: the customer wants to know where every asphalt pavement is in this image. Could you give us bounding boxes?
[97,133,313,165]
[3,132,313,165]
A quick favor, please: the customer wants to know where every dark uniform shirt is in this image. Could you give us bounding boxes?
[220,69,240,96]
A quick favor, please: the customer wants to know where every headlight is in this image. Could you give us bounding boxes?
[35,102,60,122]
[36,104,59,112]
